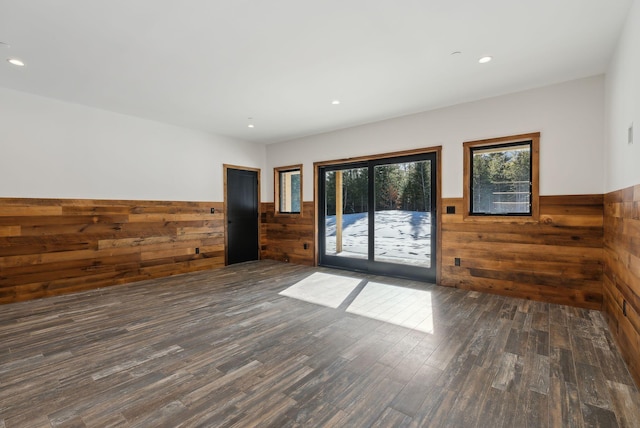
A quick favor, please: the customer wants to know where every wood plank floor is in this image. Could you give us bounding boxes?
[1,260,638,427]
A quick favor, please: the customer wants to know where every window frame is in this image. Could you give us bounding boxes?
[463,132,540,223]
[274,164,303,216]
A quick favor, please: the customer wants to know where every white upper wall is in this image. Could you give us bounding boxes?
[266,76,605,201]
[0,73,609,203]
[0,87,265,201]
[606,0,640,192]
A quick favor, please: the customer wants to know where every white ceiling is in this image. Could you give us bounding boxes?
[0,0,632,144]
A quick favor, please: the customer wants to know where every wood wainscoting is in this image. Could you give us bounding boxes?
[604,185,640,386]
[441,194,604,310]
[260,195,604,310]
[0,198,225,304]
[260,201,314,266]
[4,194,607,312]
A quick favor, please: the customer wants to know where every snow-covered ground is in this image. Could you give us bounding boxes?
[325,210,431,267]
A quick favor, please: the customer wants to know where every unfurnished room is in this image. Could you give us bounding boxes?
[1,1,639,427]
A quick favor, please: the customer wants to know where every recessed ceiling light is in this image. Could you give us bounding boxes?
[331,100,341,105]
[248,124,254,128]
[7,58,25,67]
[450,51,462,56]
[478,56,492,64]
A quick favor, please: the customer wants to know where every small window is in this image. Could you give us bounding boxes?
[464,133,539,220]
[275,165,302,215]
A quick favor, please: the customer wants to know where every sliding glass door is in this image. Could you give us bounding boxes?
[319,152,437,282]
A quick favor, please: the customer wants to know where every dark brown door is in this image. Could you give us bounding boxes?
[226,167,259,265]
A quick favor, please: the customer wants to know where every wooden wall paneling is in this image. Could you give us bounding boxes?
[441,195,604,309]
[0,198,225,304]
[260,202,314,266]
[261,193,604,310]
[603,185,640,387]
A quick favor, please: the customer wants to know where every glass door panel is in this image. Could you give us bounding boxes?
[323,166,369,261]
[374,160,432,268]
[373,160,432,268]
[318,152,437,283]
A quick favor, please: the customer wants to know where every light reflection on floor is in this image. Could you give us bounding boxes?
[279,273,434,334]
[346,282,434,333]
[278,272,361,309]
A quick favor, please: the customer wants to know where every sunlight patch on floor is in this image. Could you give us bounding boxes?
[278,272,362,308]
[346,281,434,333]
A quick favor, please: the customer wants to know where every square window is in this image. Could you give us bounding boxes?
[463,133,539,221]
[470,142,532,215]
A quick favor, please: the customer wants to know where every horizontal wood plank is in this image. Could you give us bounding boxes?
[260,202,315,266]
[442,195,604,309]
[0,198,225,304]
[261,195,604,311]
[603,185,640,387]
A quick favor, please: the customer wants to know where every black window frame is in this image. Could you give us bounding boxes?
[462,132,540,223]
[274,165,302,215]
[469,140,533,216]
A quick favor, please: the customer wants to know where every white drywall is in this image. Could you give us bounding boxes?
[0,88,265,201]
[606,0,640,192]
[0,73,609,203]
[266,76,605,201]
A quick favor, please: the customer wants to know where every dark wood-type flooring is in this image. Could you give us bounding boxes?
[1,261,639,427]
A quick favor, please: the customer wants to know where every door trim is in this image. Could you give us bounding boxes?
[313,146,442,284]
[223,164,261,266]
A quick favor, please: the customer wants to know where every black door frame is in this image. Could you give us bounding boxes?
[314,147,442,284]
[224,164,261,265]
